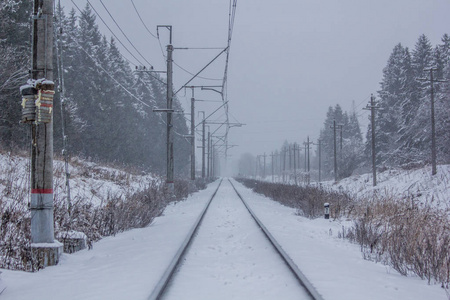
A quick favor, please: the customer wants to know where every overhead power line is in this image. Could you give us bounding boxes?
[130,0,158,39]
[98,0,154,67]
[68,30,191,139]
[71,0,142,66]
[173,60,223,81]
[70,31,153,107]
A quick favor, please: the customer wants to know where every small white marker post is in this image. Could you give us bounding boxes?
[324,203,330,219]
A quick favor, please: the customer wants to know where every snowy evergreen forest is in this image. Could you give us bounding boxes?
[0,1,190,174]
[240,34,450,180]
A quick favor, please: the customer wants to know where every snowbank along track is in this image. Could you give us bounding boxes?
[148,179,324,300]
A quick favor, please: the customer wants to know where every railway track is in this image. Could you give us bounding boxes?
[148,179,324,300]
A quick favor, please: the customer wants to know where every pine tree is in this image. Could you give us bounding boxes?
[436,34,450,164]
[396,35,433,165]
[340,110,363,177]
[0,0,32,149]
[318,106,335,178]
[370,43,413,166]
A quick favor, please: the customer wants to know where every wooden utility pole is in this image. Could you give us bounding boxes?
[331,120,338,182]
[364,94,379,186]
[419,68,447,175]
[293,143,297,185]
[28,0,61,266]
[338,125,344,162]
[263,153,266,179]
[288,144,292,175]
[304,136,313,184]
[304,144,307,172]
[313,139,322,182]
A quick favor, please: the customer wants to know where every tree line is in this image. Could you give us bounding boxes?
[0,1,190,175]
[240,34,450,180]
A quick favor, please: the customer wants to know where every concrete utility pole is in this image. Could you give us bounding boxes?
[282,148,286,182]
[293,143,297,185]
[290,145,294,182]
[256,155,261,178]
[364,94,379,186]
[419,68,447,175]
[271,152,275,182]
[190,90,195,180]
[263,152,266,179]
[210,144,213,178]
[199,111,205,178]
[156,25,174,191]
[166,44,174,191]
[29,0,61,266]
[255,156,258,179]
[207,131,211,178]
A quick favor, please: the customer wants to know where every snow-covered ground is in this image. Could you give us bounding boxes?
[1,178,447,300]
[262,165,450,209]
[321,165,450,209]
[165,180,311,300]
[0,152,161,208]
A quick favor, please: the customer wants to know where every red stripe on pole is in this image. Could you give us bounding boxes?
[31,189,53,194]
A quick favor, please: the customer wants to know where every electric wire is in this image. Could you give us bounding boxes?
[72,1,167,86]
[71,0,141,67]
[70,31,153,107]
[130,0,158,39]
[173,60,223,81]
[55,0,72,215]
[98,0,154,68]
[66,30,191,139]
[129,0,167,65]
[220,0,238,156]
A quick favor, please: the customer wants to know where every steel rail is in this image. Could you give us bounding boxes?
[147,179,223,300]
[228,179,325,300]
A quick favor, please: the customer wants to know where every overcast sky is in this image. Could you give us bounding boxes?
[62,0,450,173]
